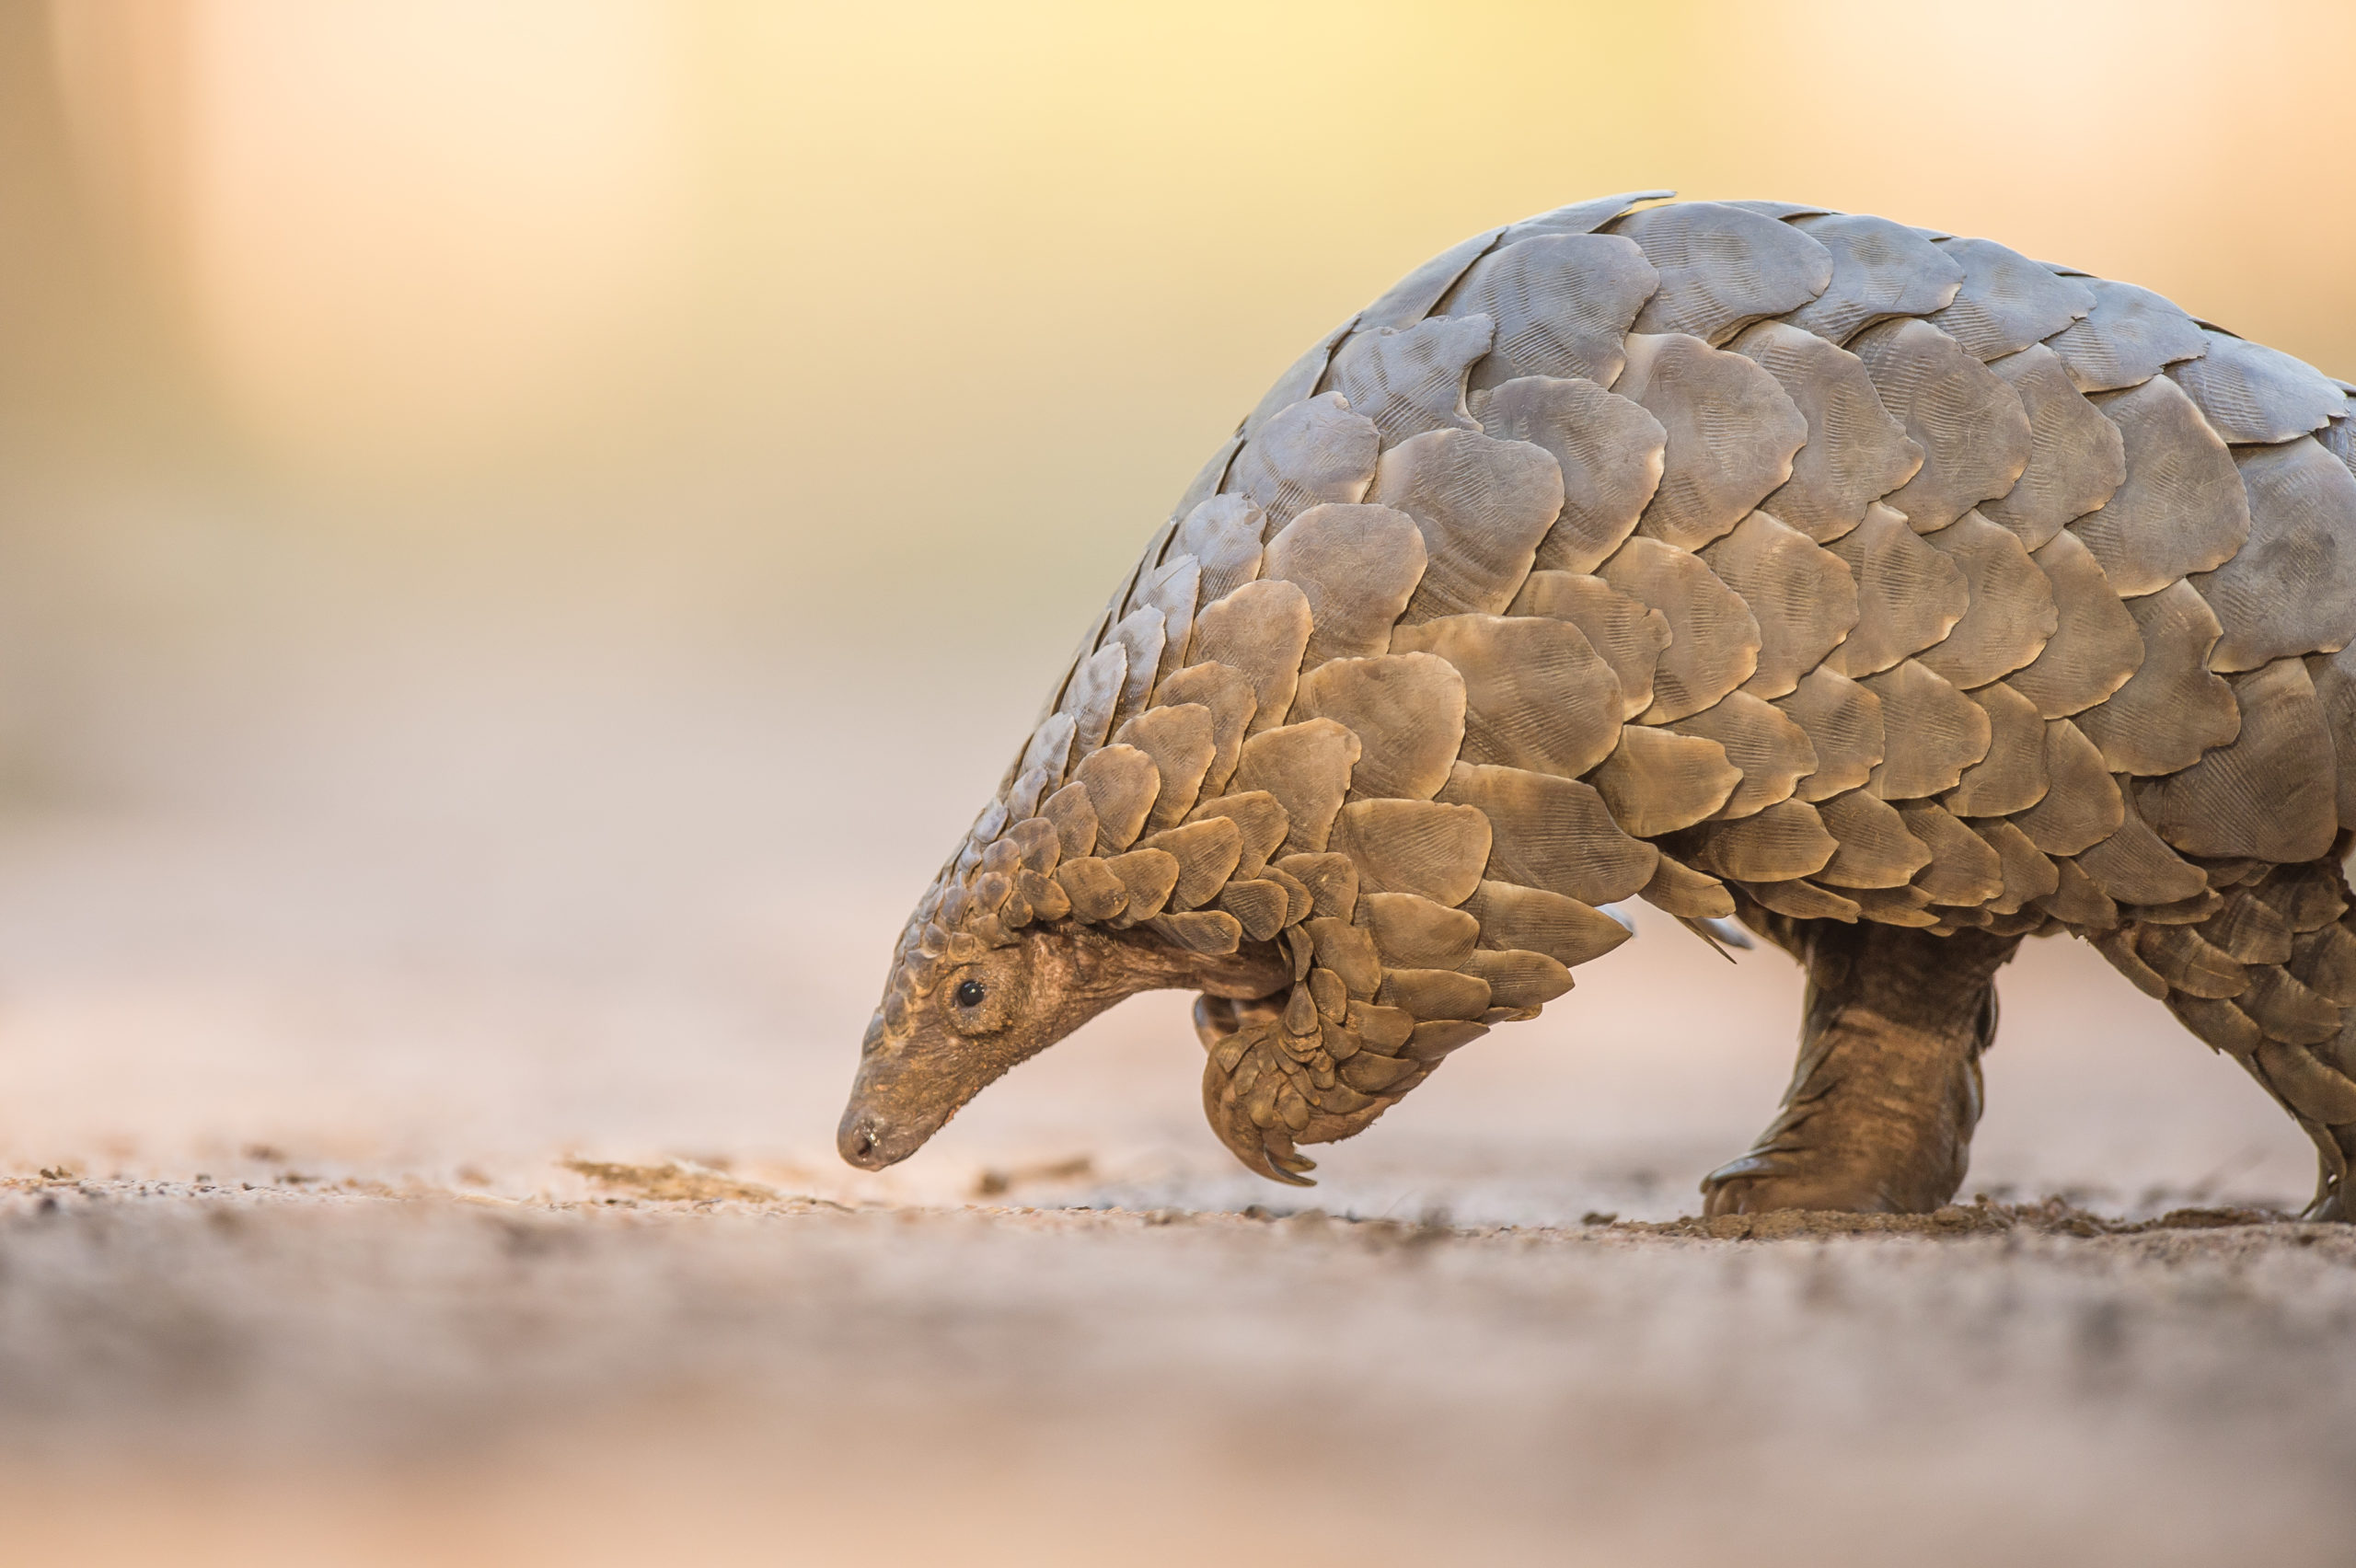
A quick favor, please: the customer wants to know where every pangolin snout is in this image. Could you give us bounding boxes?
[836,1105,898,1170]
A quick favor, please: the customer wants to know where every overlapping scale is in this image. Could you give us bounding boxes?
[1448,234,1657,391]
[1977,345,2126,549]
[1225,392,1380,529]
[1730,322,1922,541]
[1288,654,1465,802]
[1596,536,1762,722]
[1920,236,2093,361]
[2104,355,2266,582]
[1374,429,1565,621]
[1322,315,1492,444]
[1611,202,1834,346]
[1848,318,2032,533]
[2043,279,2206,393]
[1262,503,1429,664]
[1779,213,1963,346]
[1472,375,1665,573]
[1616,333,1809,552]
[1391,613,1623,778]
[1668,692,1818,820]
[2191,438,2356,671]
[1911,511,2059,690]
[2169,331,2347,445]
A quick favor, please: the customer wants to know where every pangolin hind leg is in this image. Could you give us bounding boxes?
[1702,912,2023,1216]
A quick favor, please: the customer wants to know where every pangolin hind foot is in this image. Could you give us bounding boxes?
[1703,914,2014,1216]
[840,192,2356,1218]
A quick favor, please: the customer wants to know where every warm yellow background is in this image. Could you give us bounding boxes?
[16,2,2354,621]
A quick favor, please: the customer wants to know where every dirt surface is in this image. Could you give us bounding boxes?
[1,1166,2351,1567]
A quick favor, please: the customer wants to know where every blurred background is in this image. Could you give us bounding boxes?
[5,4,2356,1562]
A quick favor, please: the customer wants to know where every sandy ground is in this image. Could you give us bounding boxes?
[0,641,2350,1565]
[4,1180,2353,1567]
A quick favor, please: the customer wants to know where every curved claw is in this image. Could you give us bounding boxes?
[1264,1132,1318,1180]
[1203,1049,1319,1186]
[1258,1155,1318,1189]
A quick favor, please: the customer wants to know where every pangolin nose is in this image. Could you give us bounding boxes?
[837,1112,887,1170]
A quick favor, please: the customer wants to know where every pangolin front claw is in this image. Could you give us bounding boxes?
[1203,1029,1318,1185]
[1197,1005,1426,1182]
[1265,1134,1319,1179]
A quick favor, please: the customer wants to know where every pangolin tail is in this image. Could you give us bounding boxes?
[2087,854,2356,1216]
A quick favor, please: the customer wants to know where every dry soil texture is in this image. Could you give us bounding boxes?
[2,1170,2353,1568]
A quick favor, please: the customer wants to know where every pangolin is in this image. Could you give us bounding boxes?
[838,191,2356,1218]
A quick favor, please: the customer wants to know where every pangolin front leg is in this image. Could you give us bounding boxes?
[1703,913,2020,1216]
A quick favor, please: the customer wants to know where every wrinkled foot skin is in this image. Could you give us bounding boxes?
[1703,917,2021,1217]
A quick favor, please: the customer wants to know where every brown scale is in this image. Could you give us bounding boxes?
[2073,378,2248,596]
[1438,764,1659,906]
[1229,721,1360,859]
[2004,529,2142,720]
[1778,213,1962,347]
[1897,801,2004,909]
[1944,681,2048,816]
[1374,429,1564,622]
[2042,278,2207,393]
[1321,315,1492,444]
[1729,322,1923,542]
[1587,726,1739,837]
[1614,332,1808,552]
[2191,438,2356,673]
[1911,511,2059,690]
[1507,571,1669,719]
[1848,317,2032,533]
[1390,614,1623,778]
[1263,503,1427,664]
[1189,580,1312,737]
[2136,660,2338,865]
[1920,236,2093,362]
[2071,582,2236,775]
[1699,510,1860,698]
[1666,693,1818,820]
[1447,233,1657,392]
[1861,661,1991,801]
[1472,376,1664,575]
[1820,503,1967,678]
[2169,331,2348,445]
[1593,536,1763,722]
[1222,392,1380,531]
[1638,855,1738,920]
[1288,655,1463,802]
[1976,345,2125,548]
[1610,202,1833,346]
[1774,667,1884,801]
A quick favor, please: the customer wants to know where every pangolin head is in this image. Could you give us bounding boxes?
[837,801,1291,1174]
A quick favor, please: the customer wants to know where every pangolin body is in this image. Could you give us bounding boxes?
[844,192,2356,1209]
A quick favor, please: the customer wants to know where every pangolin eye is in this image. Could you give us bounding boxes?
[954,978,987,1009]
